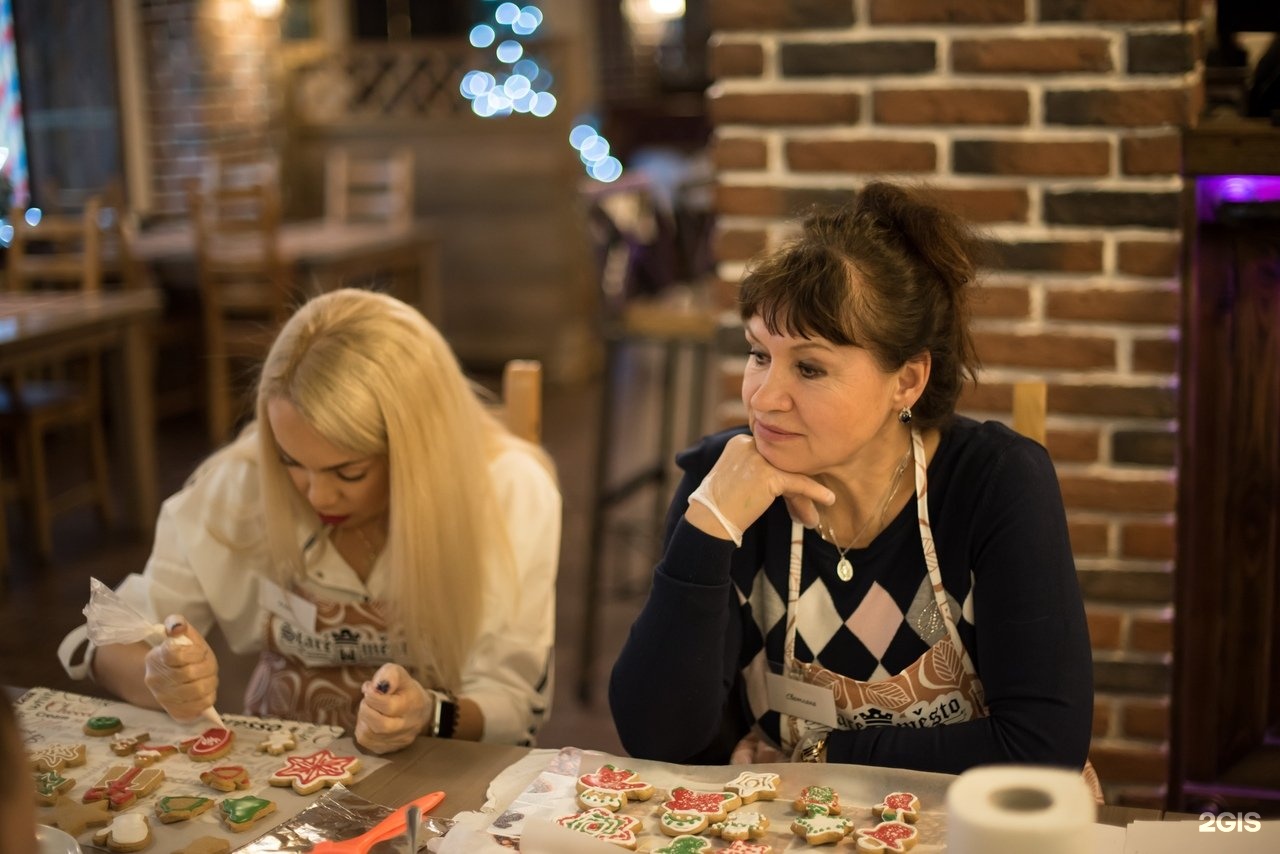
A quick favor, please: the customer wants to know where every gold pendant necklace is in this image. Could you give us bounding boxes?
[820,445,913,582]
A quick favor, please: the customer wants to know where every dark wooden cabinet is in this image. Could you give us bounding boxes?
[1172,118,1280,816]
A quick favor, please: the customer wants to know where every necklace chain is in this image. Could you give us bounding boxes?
[350,524,384,573]
[820,444,913,580]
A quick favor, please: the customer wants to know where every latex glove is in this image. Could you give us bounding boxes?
[355,663,430,755]
[687,434,835,541]
[143,615,219,723]
[730,728,786,765]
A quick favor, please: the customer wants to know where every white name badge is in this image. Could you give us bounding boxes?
[258,577,317,633]
[766,672,840,729]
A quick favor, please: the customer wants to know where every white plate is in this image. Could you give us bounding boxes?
[35,824,82,854]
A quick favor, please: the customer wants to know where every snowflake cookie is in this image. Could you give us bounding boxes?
[257,728,297,755]
[29,743,87,773]
[875,791,920,823]
[555,807,641,850]
[268,748,361,795]
[854,820,919,852]
[723,770,780,803]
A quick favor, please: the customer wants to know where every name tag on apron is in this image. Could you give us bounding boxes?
[259,577,317,633]
[766,672,839,728]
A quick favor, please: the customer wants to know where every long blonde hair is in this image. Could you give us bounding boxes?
[253,288,535,692]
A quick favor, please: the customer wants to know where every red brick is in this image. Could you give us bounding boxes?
[954,139,1111,176]
[981,240,1104,273]
[1121,699,1170,740]
[1069,518,1109,555]
[1132,338,1178,374]
[1117,239,1180,277]
[711,0,855,30]
[710,38,765,78]
[931,188,1029,223]
[971,284,1030,319]
[1041,0,1190,23]
[1052,428,1102,464]
[1045,287,1179,325]
[716,184,852,217]
[781,41,937,77]
[1058,476,1176,513]
[1088,610,1123,650]
[953,37,1113,74]
[1088,744,1169,785]
[786,139,937,173]
[975,331,1115,370]
[711,90,862,125]
[869,0,1024,24]
[1093,699,1114,737]
[715,227,769,262]
[1121,134,1182,176]
[714,135,769,171]
[1122,522,1175,560]
[875,88,1029,125]
[1045,88,1192,127]
[1051,383,1176,419]
[1130,613,1174,654]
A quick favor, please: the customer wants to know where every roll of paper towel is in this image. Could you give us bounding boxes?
[946,765,1096,854]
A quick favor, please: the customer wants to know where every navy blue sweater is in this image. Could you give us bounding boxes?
[609,418,1093,773]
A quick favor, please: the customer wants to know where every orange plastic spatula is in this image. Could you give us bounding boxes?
[308,790,445,854]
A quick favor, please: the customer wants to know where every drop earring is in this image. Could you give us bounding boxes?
[899,406,912,424]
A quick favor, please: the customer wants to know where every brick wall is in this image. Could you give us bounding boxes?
[707,0,1203,807]
[139,0,278,217]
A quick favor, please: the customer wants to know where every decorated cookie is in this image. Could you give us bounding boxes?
[791,806,853,845]
[172,839,231,854]
[219,794,277,832]
[84,716,124,737]
[724,770,781,804]
[155,795,216,824]
[659,811,712,836]
[576,764,656,805]
[180,727,235,762]
[92,813,151,853]
[256,728,297,756]
[554,807,641,850]
[710,810,769,842]
[268,748,361,795]
[576,787,626,812]
[47,797,111,836]
[794,784,842,815]
[874,791,920,824]
[29,743,87,773]
[854,820,919,852]
[132,744,179,767]
[200,765,250,792]
[653,837,713,854]
[663,787,741,823]
[35,770,76,806]
[109,732,151,756]
[82,764,166,810]
[725,843,774,854]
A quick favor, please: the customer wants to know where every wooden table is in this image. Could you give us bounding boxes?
[0,291,161,557]
[132,218,443,321]
[351,737,1190,829]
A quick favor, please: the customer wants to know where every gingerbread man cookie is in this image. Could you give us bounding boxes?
[155,794,216,823]
[710,810,769,842]
[181,727,235,762]
[82,764,166,810]
[47,797,111,836]
[257,728,297,756]
[132,744,178,767]
[199,765,250,792]
[219,794,277,832]
[92,813,151,853]
[34,769,75,806]
[854,820,919,852]
[794,784,842,815]
[875,792,920,824]
[724,770,780,804]
[29,743,87,773]
[83,716,124,737]
[791,805,853,845]
[268,748,361,795]
[555,807,641,850]
[109,731,151,756]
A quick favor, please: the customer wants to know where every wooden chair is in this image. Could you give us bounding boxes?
[500,359,542,444]
[325,147,414,228]
[0,197,114,562]
[188,175,292,445]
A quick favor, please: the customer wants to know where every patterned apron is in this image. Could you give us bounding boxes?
[243,584,406,733]
[746,427,1103,800]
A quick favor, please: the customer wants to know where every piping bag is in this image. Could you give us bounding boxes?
[82,577,227,729]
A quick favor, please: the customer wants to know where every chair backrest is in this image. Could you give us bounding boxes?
[6,197,104,293]
[501,359,542,444]
[188,176,289,321]
[325,147,414,228]
[1012,380,1047,445]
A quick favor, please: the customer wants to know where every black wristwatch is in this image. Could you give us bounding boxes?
[431,692,459,739]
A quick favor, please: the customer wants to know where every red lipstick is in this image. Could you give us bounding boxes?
[318,514,349,526]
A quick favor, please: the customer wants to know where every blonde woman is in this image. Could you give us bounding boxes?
[60,289,561,752]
